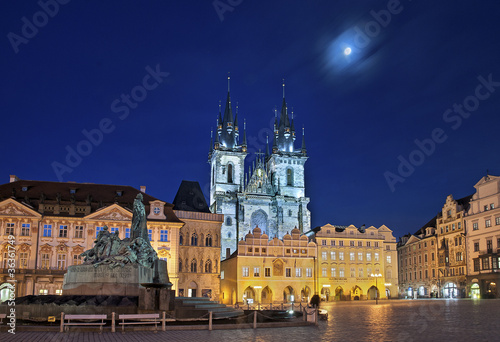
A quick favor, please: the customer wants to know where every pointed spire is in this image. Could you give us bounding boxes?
[301,125,307,154]
[242,118,247,152]
[282,78,285,99]
[266,135,270,157]
[228,72,230,92]
[234,102,239,129]
[217,101,222,131]
[291,107,296,141]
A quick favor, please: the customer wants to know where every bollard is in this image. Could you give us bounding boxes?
[281,303,283,310]
[162,311,166,331]
[209,311,213,331]
[60,312,64,333]
[253,311,257,329]
[303,308,306,322]
[315,308,318,326]
[111,312,115,333]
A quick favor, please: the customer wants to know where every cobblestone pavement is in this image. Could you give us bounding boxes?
[2,299,499,342]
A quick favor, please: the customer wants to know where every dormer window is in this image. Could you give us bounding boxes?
[70,189,76,194]
[153,207,160,215]
[116,190,123,197]
[22,186,28,192]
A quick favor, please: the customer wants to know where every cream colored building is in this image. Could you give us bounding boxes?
[398,222,438,298]
[220,227,317,305]
[313,224,398,301]
[465,174,500,298]
[0,176,191,301]
[435,194,471,298]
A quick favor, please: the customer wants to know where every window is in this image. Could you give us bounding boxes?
[57,254,66,269]
[179,259,183,272]
[205,234,212,246]
[287,168,293,186]
[374,242,379,247]
[125,228,131,238]
[59,225,68,238]
[473,259,480,272]
[387,255,392,264]
[322,240,327,246]
[350,267,355,277]
[491,204,495,210]
[242,266,249,277]
[486,219,492,228]
[458,222,462,229]
[148,229,153,241]
[220,270,224,280]
[74,225,83,238]
[359,268,364,277]
[330,240,335,246]
[191,259,197,273]
[95,226,103,238]
[21,224,30,236]
[160,230,168,242]
[339,268,345,277]
[374,253,379,261]
[288,210,292,217]
[73,254,82,265]
[110,227,119,234]
[39,289,48,295]
[43,224,52,237]
[306,268,312,277]
[487,239,493,252]
[227,163,233,183]
[456,252,463,262]
[191,233,198,246]
[473,222,479,231]
[226,217,232,226]
[432,269,436,277]
[262,248,266,253]
[366,253,371,262]
[425,270,428,278]
[322,251,327,260]
[431,253,435,261]
[205,260,212,273]
[446,226,449,233]
[285,268,292,277]
[41,253,50,269]
[447,209,451,218]
[179,234,183,245]
[19,252,28,268]
[474,242,480,252]
[452,224,456,231]
[339,252,344,261]
[254,267,260,277]
[366,241,371,247]
[386,245,390,250]
[350,252,355,261]
[339,241,344,247]
[296,268,302,277]
[482,258,490,270]
[322,268,327,277]
[424,254,428,262]
[265,267,271,277]
[496,217,500,226]
[350,241,355,247]
[330,251,336,260]
[485,205,489,211]
[358,252,363,261]
[6,223,15,236]
[358,241,363,247]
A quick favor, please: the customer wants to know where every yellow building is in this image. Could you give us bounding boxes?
[0,176,188,301]
[312,224,398,301]
[436,194,471,298]
[173,180,223,299]
[220,227,317,305]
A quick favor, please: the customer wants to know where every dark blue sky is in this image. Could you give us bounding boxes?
[2,1,500,238]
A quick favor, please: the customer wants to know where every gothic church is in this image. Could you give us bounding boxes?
[208,77,311,258]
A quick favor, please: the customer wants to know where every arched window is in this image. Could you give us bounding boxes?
[205,259,212,273]
[191,233,198,246]
[205,234,213,247]
[227,163,233,183]
[191,259,197,273]
[179,259,183,272]
[287,168,293,186]
[226,217,232,226]
[179,234,183,246]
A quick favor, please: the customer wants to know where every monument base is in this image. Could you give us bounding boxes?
[63,260,170,297]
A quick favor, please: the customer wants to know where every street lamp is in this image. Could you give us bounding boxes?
[370,273,382,305]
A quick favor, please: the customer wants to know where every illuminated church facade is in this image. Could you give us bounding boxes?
[208,78,311,258]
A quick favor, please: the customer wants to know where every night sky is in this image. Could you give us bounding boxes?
[2,1,500,239]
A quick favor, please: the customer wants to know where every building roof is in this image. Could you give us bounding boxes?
[172,180,210,213]
[0,176,181,222]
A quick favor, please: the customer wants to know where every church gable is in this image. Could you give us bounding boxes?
[85,204,132,221]
[0,198,41,218]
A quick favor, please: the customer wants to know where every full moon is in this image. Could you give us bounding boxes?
[344,47,352,55]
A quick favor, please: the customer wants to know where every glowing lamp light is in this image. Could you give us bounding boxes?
[323,284,331,287]
[254,286,262,289]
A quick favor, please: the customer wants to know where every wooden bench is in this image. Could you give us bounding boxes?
[60,313,107,332]
[118,313,160,332]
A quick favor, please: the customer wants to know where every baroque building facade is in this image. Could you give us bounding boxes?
[465,175,500,298]
[220,226,317,305]
[208,78,310,259]
[311,224,399,301]
[0,176,222,302]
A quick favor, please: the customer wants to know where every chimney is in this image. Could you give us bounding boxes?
[226,248,231,259]
[10,175,19,183]
[140,186,146,193]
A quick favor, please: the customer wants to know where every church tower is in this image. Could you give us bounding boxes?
[208,75,247,256]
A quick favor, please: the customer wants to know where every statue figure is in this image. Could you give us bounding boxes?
[131,193,149,242]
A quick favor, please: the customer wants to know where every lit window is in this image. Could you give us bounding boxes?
[43,224,52,237]
[330,251,336,260]
[242,267,249,277]
[306,268,312,277]
[59,225,68,238]
[339,252,344,261]
[366,253,371,261]
[350,252,355,261]
[21,224,30,236]
[148,229,153,241]
[331,268,336,277]
[41,253,50,269]
[322,268,327,277]
[254,267,260,277]
[339,268,345,277]
[6,223,15,236]
[486,219,492,228]
[322,251,327,260]
[19,253,28,268]
[73,254,82,265]
[160,230,168,242]
[75,225,84,238]
[387,255,392,264]
[57,254,67,270]
[374,253,379,261]
[358,252,363,261]
[473,222,479,230]
[95,226,103,238]
[125,228,131,238]
[359,268,364,277]
[296,268,302,277]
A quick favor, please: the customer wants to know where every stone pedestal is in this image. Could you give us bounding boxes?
[63,260,170,297]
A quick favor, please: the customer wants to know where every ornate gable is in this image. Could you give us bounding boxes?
[0,199,41,218]
[85,204,132,222]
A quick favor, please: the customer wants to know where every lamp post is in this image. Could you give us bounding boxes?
[370,273,382,305]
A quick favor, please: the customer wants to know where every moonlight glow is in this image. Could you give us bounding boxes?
[344,47,352,55]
